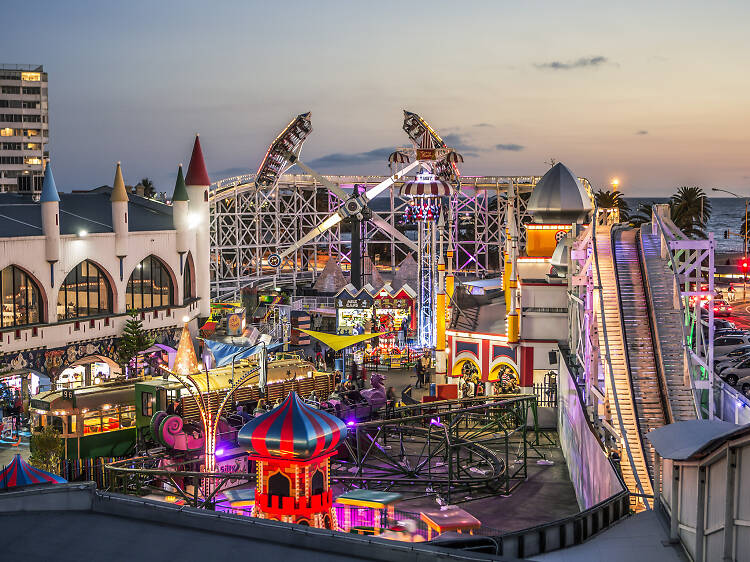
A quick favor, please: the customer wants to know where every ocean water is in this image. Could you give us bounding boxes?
[626,197,746,255]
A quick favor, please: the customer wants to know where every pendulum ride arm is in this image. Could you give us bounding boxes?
[273,159,421,264]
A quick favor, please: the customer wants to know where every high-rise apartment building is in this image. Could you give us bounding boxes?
[0,64,48,195]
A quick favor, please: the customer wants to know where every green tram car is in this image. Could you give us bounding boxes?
[32,354,335,460]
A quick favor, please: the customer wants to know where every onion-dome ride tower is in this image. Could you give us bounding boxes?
[237,392,348,529]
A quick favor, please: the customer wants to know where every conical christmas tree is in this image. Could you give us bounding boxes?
[173,322,201,375]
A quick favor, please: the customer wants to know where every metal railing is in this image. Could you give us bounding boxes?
[291,296,336,311]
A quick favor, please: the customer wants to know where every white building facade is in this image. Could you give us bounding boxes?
[0,136,211,387]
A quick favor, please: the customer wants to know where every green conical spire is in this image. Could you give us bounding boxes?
[172,164,189,202]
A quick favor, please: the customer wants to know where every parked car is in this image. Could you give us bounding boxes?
[720,356,750,387]
[705,328,750,342]
[716,349,750,374]
[714,334,750,357]
[715,319,737,331]
[735,372,750,397]
[701,298,733,317]
[716,344,750,363]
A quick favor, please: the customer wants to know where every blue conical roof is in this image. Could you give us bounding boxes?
[40,165,59,202]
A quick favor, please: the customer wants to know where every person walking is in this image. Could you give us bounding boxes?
[415,358,424,389]
[421,353,431,387]
[386,386,397,418]
[350,361,359,388]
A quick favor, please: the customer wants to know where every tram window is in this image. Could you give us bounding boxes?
[67,415,76,434]
[142,392,153,416]
[83,410,103,434]
[158,389,166,411]
[51,416,63,433]
[120,405,136,428]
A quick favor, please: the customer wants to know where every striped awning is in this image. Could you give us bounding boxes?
[0,454,67,489]
[388,151,410,164]
[400,180,453,197]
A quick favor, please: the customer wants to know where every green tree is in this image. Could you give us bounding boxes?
[594,189,630,221]
[29,425,64,473]
[117,310,155,375]
[669,186,711,238]
[628,201,657,228]
[139,177,156,198]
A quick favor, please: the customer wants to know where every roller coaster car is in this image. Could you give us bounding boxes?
[321,373,387,422]
[149,411,240,453]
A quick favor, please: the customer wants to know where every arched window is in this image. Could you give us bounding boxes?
[57,261,112,320]
[126,255,174,311]
[268,471,291,497]
[311,469,325,496]
[0,265,42,328]
[183,254,195,303]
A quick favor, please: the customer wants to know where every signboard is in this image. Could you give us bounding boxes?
[226,312,245,336]
[30,399,50,411]
[337,298,372,310]
[217,452,249,488]
[61,388,75,405]
[375,297,409,310]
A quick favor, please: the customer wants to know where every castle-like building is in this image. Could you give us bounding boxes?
[0,136,212,388]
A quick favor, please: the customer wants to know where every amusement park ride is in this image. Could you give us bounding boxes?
[262,110,465,351]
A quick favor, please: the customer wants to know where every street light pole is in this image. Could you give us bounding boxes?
[712,188,747,300]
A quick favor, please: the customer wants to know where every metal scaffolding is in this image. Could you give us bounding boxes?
[209,174,596,302]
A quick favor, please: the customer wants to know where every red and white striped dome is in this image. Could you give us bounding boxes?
[400,179,453,198]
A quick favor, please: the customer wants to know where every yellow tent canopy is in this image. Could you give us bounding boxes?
[300,329,385,352]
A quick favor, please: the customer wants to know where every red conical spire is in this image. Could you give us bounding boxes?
[185,134,211,186]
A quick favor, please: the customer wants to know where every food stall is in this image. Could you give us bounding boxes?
[373,283,416,348]
[335,284,374,335]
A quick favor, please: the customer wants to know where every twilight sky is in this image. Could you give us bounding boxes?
[4,0,750,196]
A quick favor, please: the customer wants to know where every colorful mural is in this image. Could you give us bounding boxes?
[0,326,181,381]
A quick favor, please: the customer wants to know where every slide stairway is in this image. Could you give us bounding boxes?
[594,226,664,510]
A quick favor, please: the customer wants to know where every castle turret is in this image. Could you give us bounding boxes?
[172,164,190,255]
[40,164,60,265]
[184,135,211,317]
[111,162,129,258]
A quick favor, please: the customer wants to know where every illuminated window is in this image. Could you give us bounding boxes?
[24,157,42,165]
[0,265,42,328]
[24,143,39,150]
[126,255,174,311]
[57,260,113,320]
[25,129,39,137]
[21,72,41,82]
[0,128,13,137]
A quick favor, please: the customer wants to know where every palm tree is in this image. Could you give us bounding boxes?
[594,189,629,221]
[628,201,657,228]
[669,186,711,238]
[139,177,156,198]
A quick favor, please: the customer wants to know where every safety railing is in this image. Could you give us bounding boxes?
[650,206,715,418]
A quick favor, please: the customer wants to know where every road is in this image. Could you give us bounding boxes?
[724,298,750,329]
